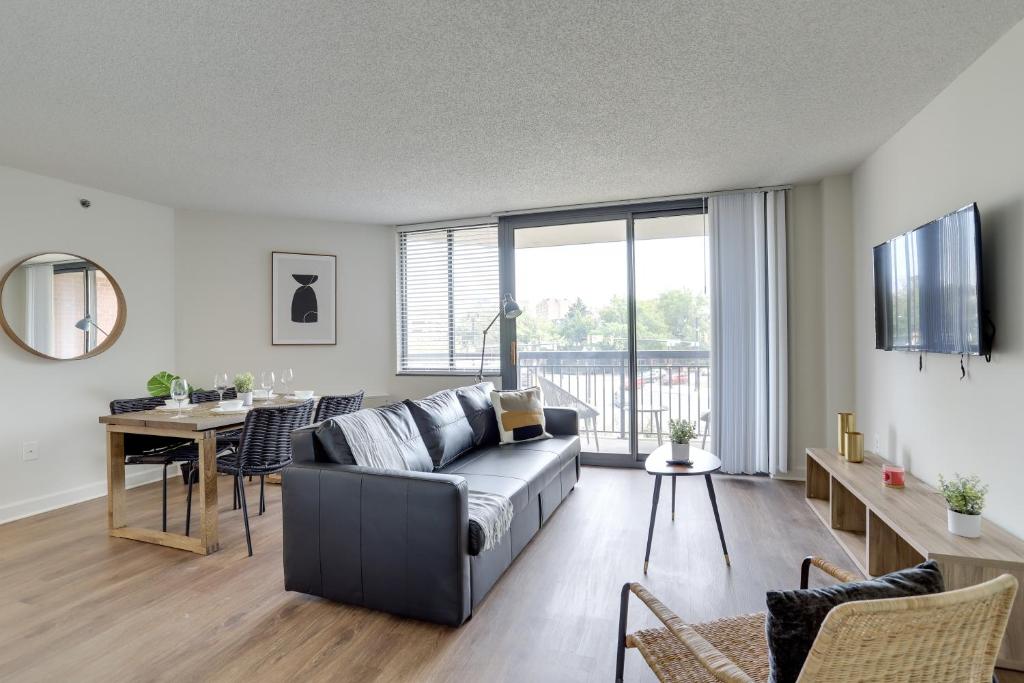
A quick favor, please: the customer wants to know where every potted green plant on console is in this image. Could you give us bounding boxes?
[939,473,988,538]
[668,419,697,462]
[235,372,255,406]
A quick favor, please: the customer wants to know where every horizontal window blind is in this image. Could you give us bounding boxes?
[398,224,499,373]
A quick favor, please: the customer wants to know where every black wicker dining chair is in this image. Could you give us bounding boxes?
[189,389,243,446]
[314,390,365,422]
[110,396,198,532]
[185,400,314,556]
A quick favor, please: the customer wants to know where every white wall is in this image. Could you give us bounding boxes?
[174,209,395,402]
[0,165,176,523]
[852,20,1024,538]
[787,177,856,476]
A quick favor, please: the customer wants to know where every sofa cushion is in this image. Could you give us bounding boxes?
[765,560,944,683]
[443,445,561,499]
[508,435,581,469]
[491,386,551,444]
[314,403,434,472]
[455,382,499,447]
[405,390,475,469]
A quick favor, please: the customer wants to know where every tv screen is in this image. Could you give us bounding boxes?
[873,203,986,356]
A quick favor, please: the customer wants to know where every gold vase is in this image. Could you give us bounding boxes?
[844,432,864,463]
[837,412,855,456]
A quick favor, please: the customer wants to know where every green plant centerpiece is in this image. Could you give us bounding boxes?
[147,371,205,397]
[939,473,988,538]
[668,419,697,462]
[234,372,255,406]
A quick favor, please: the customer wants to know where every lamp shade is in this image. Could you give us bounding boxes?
[74,316,92,331]
[502,293,522,319]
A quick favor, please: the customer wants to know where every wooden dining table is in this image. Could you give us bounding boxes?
[99,396,314,555]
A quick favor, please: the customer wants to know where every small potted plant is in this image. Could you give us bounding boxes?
[668,419,697,461]
[234,372,255,406]
[939,473,988,538]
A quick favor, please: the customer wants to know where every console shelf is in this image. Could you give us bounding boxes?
[805,447,1024,671]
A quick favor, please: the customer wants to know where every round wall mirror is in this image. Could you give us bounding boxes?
[0,253,126,360]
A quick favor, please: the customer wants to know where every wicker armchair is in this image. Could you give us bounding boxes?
[110,396,197,532]
[314,390,365,422]
[185,400,314,556]
[616,556,1018,682]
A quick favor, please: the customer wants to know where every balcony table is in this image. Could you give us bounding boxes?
[98,396,313,555]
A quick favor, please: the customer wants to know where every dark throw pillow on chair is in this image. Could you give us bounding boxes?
[764,560,944,683]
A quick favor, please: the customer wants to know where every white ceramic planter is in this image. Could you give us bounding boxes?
[238,391,254,407]
[947,509,982,538]
[671,442,690,460]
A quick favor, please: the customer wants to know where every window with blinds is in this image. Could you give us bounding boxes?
[397,224,500,374]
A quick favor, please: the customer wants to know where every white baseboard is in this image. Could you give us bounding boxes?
[0,467,166,526]
[772,470,807,482]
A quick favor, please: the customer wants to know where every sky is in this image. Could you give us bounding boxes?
[515,235,709,311]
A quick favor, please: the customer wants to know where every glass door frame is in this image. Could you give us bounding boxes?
[498,198,706,466]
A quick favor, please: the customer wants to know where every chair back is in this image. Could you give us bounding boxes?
[234,400,314,474]
[537,375,599,419]
[314,390,365,422]
[110,396,182,454]
[798,573,1018,682]
[190,388,237,404]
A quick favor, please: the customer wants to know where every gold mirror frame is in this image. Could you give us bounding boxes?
[0,253,127,361]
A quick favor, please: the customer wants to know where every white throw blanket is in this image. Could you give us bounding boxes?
[334,408,409,470]
[334,409,514,554]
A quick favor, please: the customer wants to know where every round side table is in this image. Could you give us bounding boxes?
[642,444,730,572]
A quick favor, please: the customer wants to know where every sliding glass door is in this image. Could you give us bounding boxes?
[500,201,710,464]
[510,219,633,458]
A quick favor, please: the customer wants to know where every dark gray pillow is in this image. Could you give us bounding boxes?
[455,382,499,447]
[765,560,944,683]
[314,403,433,472]
[404,390,475,469]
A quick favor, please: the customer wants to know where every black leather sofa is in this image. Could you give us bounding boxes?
[281,386,581,626]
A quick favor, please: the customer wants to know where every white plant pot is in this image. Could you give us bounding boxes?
[671,442,690,459]
[238,391,253,407]
[947,509,982,538]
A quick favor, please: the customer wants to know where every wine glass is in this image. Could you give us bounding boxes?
[279,368,294,397]
[170,378,189,419]
[260,370,275,399]
[213,372,229,403]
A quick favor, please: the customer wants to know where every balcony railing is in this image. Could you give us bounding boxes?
[518,350,710,440]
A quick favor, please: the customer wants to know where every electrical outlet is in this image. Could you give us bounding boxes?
[872,434,881,454]
[22,440,38,461]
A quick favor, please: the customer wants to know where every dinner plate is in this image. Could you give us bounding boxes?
[210,406,250,414]
[284,394,319,401]
[155,404,195,411]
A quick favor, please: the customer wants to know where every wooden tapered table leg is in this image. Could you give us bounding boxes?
[705,474,730,566]
[643,475,662,574]
[107,429,126,530]
[196,431,220,555]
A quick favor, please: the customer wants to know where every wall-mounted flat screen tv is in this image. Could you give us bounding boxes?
[873,203,988,356]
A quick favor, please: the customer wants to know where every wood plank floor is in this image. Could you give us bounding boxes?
[1,467,1019,682]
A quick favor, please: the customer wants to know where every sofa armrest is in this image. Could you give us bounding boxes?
[282,461,471,626]
[545,407,579,436]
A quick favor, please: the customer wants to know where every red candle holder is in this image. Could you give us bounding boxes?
[882,464,905,489]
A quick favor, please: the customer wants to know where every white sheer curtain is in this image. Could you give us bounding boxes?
[25,264,54,356]
[708,190,788,476]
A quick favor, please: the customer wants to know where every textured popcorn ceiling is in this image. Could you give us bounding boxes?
[1,1,1022,225]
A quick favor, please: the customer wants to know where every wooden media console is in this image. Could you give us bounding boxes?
[805,447,1024,670]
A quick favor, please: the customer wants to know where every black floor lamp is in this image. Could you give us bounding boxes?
[477,293,522,381]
